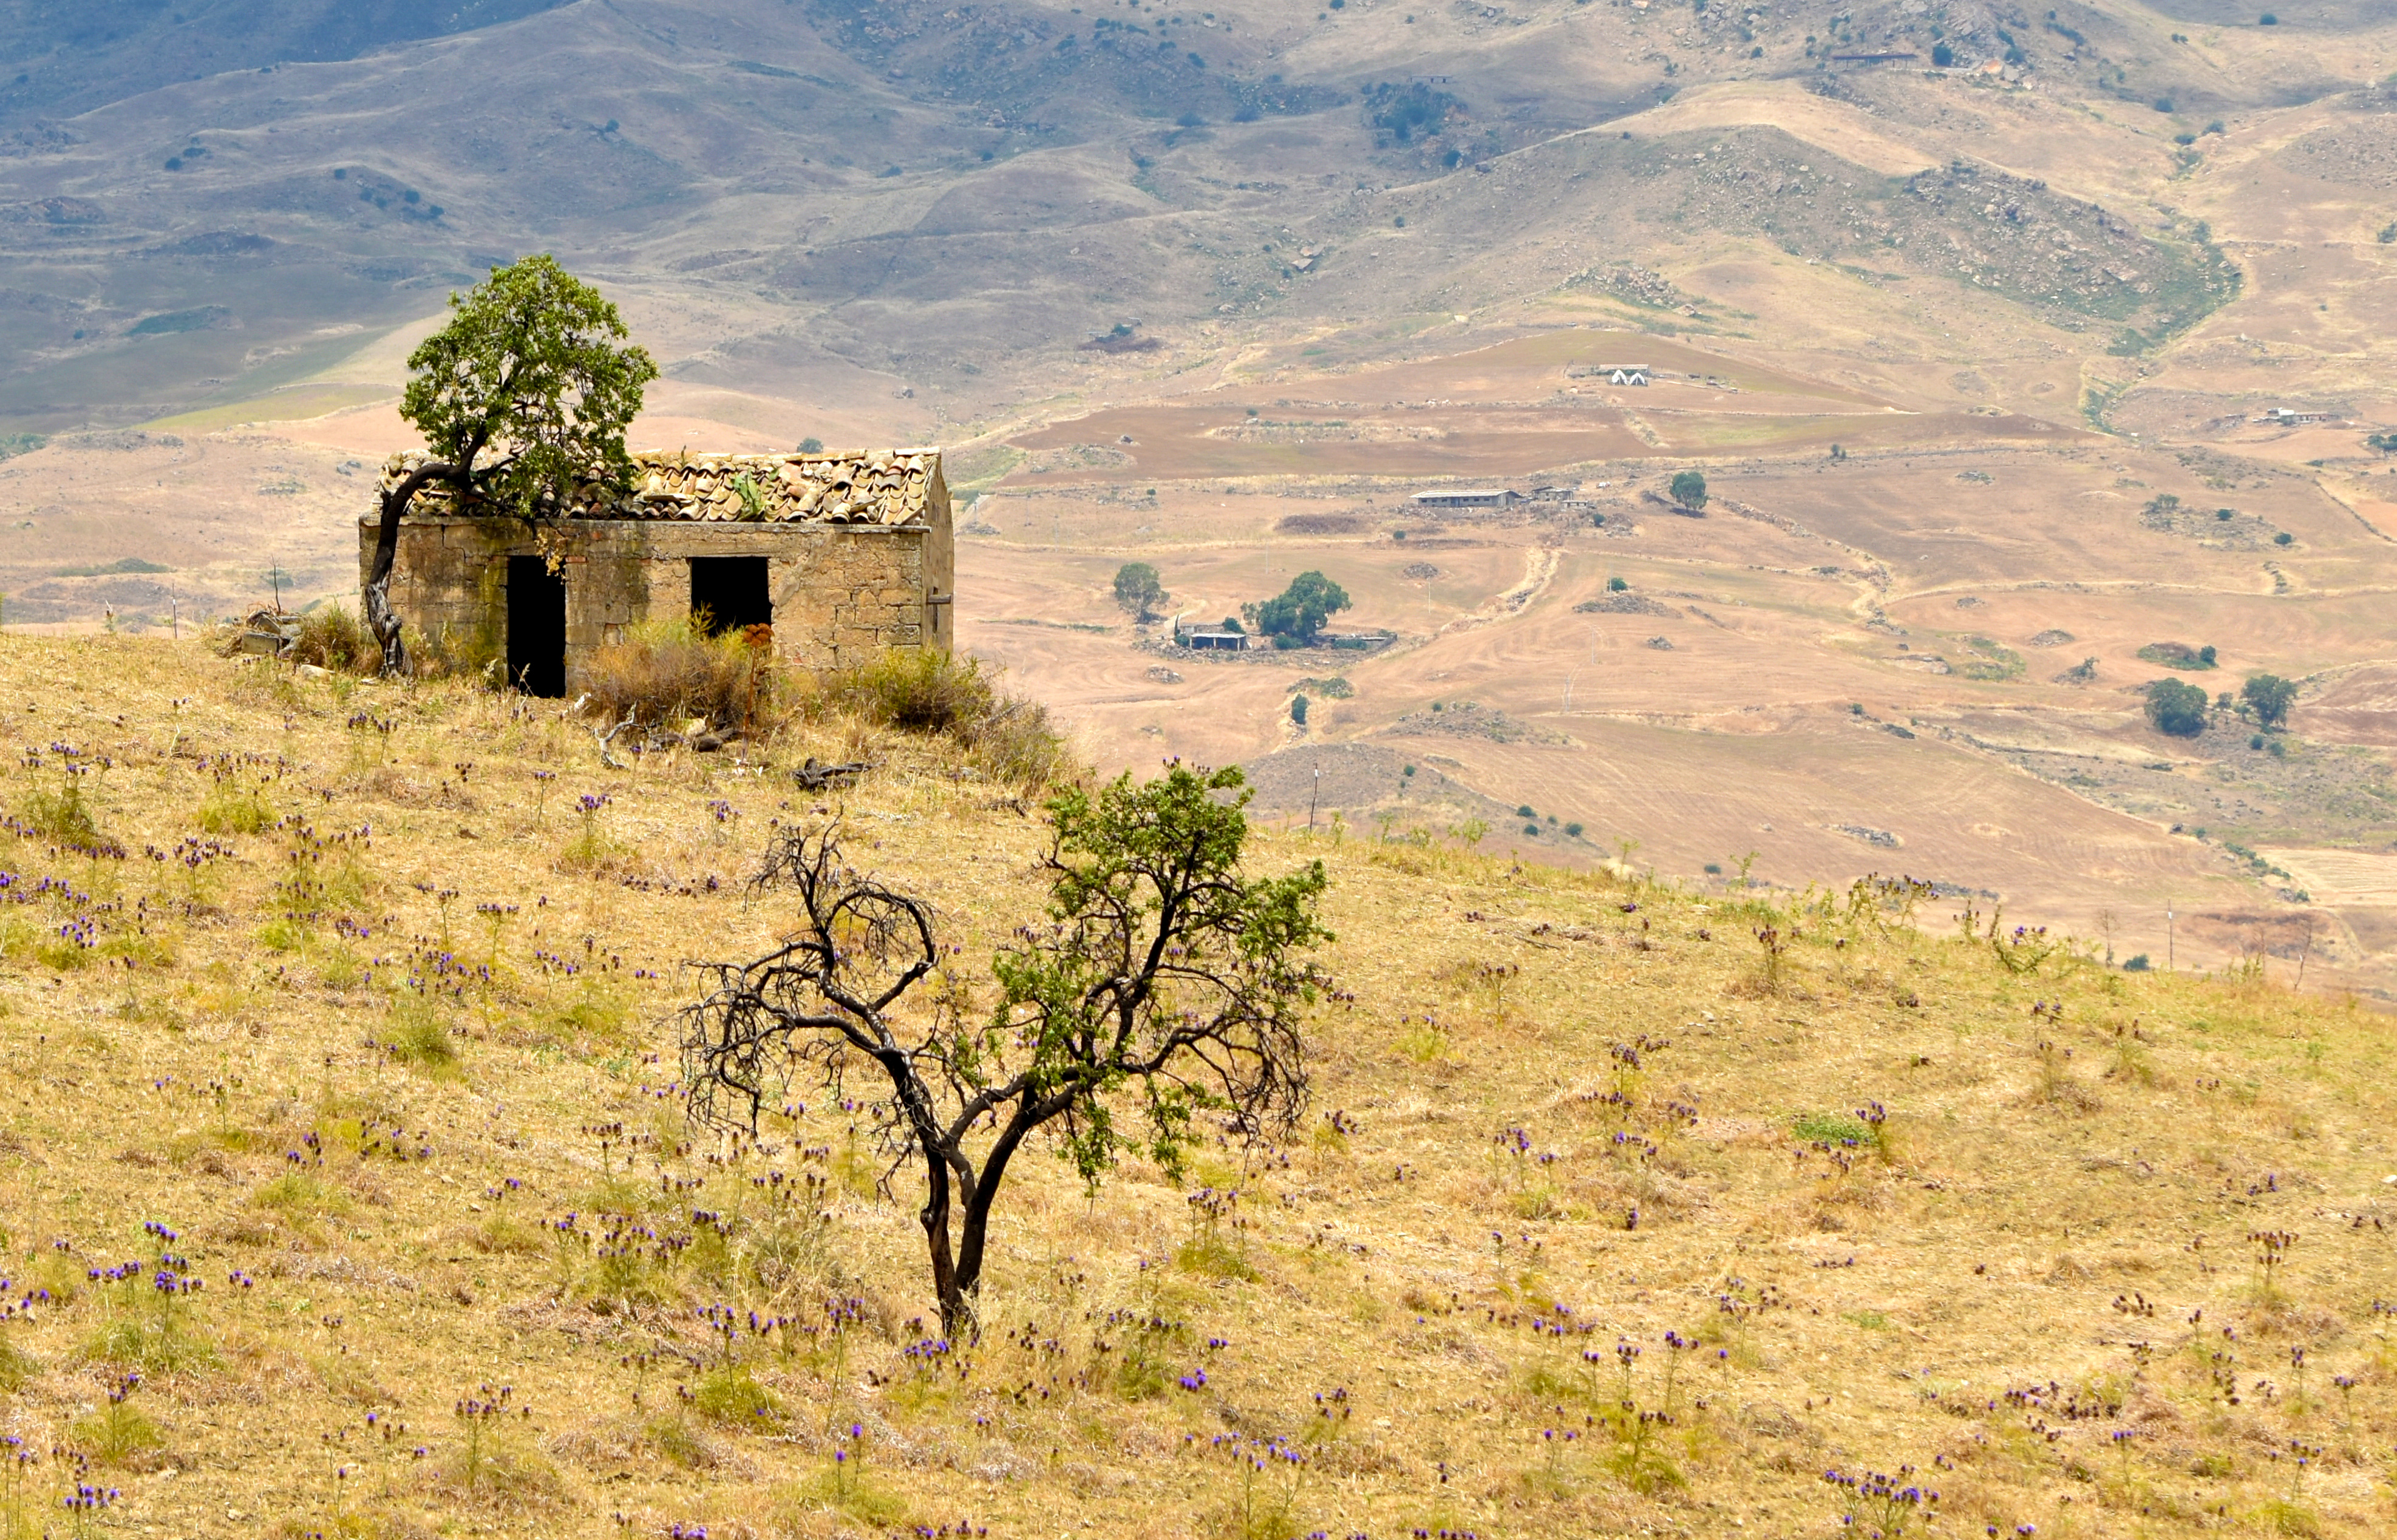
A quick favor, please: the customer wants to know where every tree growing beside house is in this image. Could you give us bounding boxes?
[1245,571,1351,646]
[362,255,658,675]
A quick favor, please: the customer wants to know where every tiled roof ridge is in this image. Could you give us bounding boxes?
[377,448,941,527]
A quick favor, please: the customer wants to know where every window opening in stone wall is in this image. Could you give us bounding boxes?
[506,555,568,697]
[690,555,772,642]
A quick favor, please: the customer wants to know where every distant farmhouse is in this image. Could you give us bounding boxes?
[1410,487,1518,512]
[2255,407,2334,426]
[364,449,953,695]
[1178,624,1249,651]
[1606,366,1649,387]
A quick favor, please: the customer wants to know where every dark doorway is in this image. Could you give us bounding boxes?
[690,556,772,638]
[506,555,566,697]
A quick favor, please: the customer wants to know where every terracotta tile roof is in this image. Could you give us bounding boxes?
[379,449,943,526]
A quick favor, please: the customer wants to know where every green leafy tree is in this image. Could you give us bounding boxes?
[1247,570,1352,644]
[1112,561,1168,622]
[2242,672,2297,728]
[2144,678,2210,737]
[363,256,658,675]
[1668,469,1708,509]
[679,765,1330,1334]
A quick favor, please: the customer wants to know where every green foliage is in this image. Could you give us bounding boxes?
[692,1365,781,1427]
[2144,677,2210,736]
[2138,640,2216,671]
[1112,561,1168,621]
[1792,1110,1875,1148]
[993,765,1330,1186]
[1290,693,1308,725]
[21,771,100,846]
[253,1172,351,1222]
[1607,575,1628,592]
[1668,469,1708,509]
[197,774,275,835]
[797,436,824,453]
[382,997,462,1077]
[401,254,659,517]
[2243,673,2297,727]
[1248,570,1352,643]
[69,1394,162,1467]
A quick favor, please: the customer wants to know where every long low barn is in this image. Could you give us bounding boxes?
[362,449,953,694]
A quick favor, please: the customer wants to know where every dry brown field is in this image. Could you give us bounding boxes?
[2,637,2395,1540]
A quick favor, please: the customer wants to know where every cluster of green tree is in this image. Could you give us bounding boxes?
[1246,571,1350,646]
[2143,672,2296,738]
[1116,565,1355,649]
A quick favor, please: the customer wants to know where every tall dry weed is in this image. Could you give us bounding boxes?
[817,648,1067,787]
[582,616,779,733]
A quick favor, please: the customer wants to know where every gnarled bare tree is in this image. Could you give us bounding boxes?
[679,764,1330,1335]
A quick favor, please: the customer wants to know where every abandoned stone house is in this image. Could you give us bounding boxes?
[362,449,954,695]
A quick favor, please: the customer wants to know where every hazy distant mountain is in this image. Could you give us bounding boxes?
[0,1,572,123]
[0,0,2383,435]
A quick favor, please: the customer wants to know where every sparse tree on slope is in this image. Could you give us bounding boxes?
[2242,673,2297,728]
[363,256,658,676]
[678,764,1330,1335]
[2144,677,2209,737]
[1668,469,1708,510]
[1112,561,1168,623]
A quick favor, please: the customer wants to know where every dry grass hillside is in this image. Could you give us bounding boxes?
[0,636,2393,1539]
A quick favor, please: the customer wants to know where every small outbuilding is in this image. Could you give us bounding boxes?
[1410,487,1518,512]
[363,449,953,695]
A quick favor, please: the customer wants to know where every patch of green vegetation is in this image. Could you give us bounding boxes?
[52,557,172,578]
[692,1364,781,1427]
[2138,641,2217,670]
[1792,1110,1872,1146]
[1956,635,2024,681]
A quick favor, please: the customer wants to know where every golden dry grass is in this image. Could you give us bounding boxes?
[0,637,2392,1539]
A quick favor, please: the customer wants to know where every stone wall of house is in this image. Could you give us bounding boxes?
[359,513,950,683]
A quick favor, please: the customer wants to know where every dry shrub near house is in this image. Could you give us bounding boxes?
[820,648,1066,787]
[289,603,377,674]
[581,617,778,733]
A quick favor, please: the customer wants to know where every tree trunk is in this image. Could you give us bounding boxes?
[363,460,455,679]
[919,1143,967,1338]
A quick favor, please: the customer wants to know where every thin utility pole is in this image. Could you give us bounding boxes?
[1307,767,1319,832]
[2166,901,2175,971]
[2296,919,2314,992]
